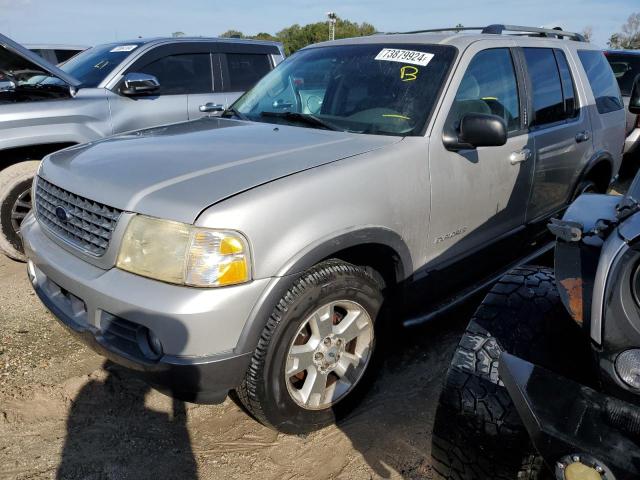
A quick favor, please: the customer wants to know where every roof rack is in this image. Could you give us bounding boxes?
[390,24,586,42]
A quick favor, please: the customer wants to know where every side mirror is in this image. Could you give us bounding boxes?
[0,79,16,93]
[443,113,507,151]
[630,77,640,115]
[120,72,160,96]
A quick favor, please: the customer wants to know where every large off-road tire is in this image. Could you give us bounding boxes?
[431,266,588,480]
[237,259,384,434]
[0,161,39,261]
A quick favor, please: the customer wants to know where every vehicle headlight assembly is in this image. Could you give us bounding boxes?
[116,215,251,287]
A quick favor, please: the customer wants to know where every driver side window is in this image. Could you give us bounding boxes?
[447,48,521,133]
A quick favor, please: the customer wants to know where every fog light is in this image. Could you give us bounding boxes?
[137,329,163,360]
[615,349,640,390]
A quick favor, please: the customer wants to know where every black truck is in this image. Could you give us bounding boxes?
[431,81,640,479]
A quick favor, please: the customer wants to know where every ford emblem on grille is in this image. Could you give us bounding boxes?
[55,206,69,223]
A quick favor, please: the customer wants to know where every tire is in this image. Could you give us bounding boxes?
[0,161,39,261]
[573,178,598,199]
[431,266,588,480]
[237,259,384,433]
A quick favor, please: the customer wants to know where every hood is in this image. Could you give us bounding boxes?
[40,118,401,223]
[0,32,81,87]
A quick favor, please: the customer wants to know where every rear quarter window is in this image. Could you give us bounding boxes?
[578,50,624,114]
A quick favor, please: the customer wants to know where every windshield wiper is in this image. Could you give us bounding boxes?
[260,111,342,131]
[221,106,249,121]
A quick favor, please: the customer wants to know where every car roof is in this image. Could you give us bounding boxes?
[25,44,89,50]
[94,36,283,49]
[308,32,591,51]
[303,25,594,51]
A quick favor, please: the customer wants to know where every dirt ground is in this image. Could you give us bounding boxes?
[0,253,478,480]
[1,158,637,480]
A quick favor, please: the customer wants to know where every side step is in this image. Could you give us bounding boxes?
[402,242,554,328]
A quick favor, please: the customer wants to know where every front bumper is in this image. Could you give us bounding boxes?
[500,353,640,479]
[624,127,640,154]
[21,213,271,403]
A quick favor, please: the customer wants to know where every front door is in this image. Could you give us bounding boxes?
[108,49,213,133]
[428,46,533,265]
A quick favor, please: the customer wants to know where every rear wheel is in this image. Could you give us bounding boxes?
[0,161,39,261]
[431,266,588,479]
[237,259,384,433]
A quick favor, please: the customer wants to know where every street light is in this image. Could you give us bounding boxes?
[327,12,337,41]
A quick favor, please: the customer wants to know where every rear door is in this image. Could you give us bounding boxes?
[522,47,593,221]
[187,53,226,120]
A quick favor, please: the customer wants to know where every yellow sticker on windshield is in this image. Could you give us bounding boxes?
[400,65,419,82]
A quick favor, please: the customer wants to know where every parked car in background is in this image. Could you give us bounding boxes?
[606,49,640,156]
[430,81,640,479]
[21,25,626,433]
[0,33,284,260]
[26,44,89,65]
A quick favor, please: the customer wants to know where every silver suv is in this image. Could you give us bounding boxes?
[22,25,627,433]
[0,33,284,260]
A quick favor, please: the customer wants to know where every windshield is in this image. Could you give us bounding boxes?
[606,53,640,96]
[232,44,457,136]
[28,43,141,88]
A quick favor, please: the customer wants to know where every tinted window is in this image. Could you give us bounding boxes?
[606,52,640,96]
[555,49,578,119]
[447,48,521,132]
[137,53,212,95]
[225,53,271,91]
[523,48,565,126]
[578,50,624,114]
[55,49,81,63]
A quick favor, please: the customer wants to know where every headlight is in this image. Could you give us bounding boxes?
[116,215,251,287]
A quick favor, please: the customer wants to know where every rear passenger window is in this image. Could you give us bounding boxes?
[224,53,271,92]
[523,48,565,126]
[578,50,624,114]
[447,48,521,133]
[554,50,578,119]
[136,53,212,95]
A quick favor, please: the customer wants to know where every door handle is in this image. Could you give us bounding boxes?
[199,102,225,113]
[509,148,531,165]
[575,130,590,143]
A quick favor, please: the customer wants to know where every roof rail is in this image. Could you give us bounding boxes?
[389,24,586,42]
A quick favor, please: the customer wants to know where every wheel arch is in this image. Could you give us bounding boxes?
[0,143,77,171]
[576,151,615,194]
[233,227,412,355]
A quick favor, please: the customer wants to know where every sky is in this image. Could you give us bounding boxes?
[0,0,637,48]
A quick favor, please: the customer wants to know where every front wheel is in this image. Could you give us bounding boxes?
[237,260,384,433]
[0,161,40,261]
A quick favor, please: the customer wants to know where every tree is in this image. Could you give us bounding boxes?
[172,31,185,37]
[455,23,464,32]
[608,13,640,49]
[581,25,593,42]
[220,29,245,39]
[277,17,376,55]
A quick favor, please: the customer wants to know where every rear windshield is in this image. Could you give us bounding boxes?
[32,43,141,88]
[606,52,640,96]
[233,44,457,136]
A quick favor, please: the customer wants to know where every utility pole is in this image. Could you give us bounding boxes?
[327,12,337,41]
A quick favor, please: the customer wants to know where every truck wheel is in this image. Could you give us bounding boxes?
[237,259,384,433]
[431,266,586,480]
[0,161,40,261]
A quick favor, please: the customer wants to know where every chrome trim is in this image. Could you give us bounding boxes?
[590,232,628,344]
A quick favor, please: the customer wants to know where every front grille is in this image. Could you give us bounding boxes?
[35,177,122,256]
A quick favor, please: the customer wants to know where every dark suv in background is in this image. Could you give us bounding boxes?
[606,49,640,156]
